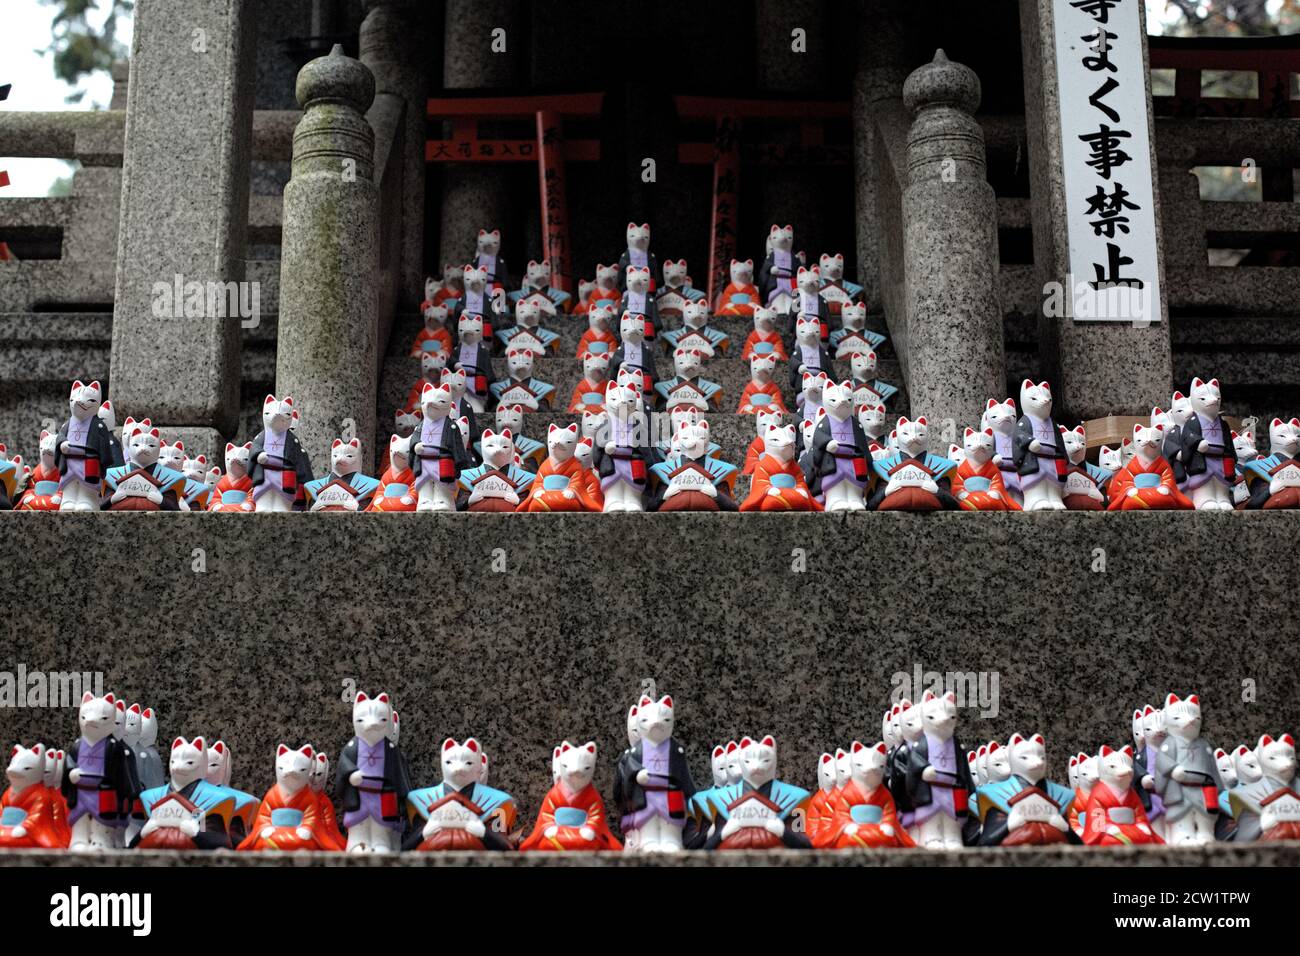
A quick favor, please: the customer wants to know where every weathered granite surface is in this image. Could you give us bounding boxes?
[901,52,1006,442]
[0,844,1294,867]
[1,511,1297,830]
[275,46,380,471]
[109,0,258,434]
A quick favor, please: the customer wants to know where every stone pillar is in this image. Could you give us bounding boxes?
[438,0,523,270]
[755,0,826,259]
[1157,142,1206,271]
[109,0,258,454]
[852,0,909,313]
[361,0,430,311]
[1019,0,1172,418]
[275,46,380,471]
[900,51,1006,442]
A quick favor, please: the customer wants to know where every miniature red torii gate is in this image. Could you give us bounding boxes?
[427,93,605,293]
[426,92,850,301]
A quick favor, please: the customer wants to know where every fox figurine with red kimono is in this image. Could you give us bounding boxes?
[369,435,417,512]
[741,307,790,363]
[237,744,333,852]
[519,741,621,851]
[736,353,788,415]
[518,424,604,512]
[1107,424,1194,511]
[952,427,1021,511]
[743,410,785,476]
[716,258,761,318]
[742,424,822,511]
[818,742,914,849]
[1083,745,1162,846]
[0,743,70,849]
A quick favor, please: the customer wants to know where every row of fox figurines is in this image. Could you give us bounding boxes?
[2,688,1295,852]
[7,371,1293,513]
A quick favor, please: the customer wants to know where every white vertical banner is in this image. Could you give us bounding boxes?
[1054,0,1161,324]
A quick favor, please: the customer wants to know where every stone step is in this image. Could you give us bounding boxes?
[1,510,1294,828]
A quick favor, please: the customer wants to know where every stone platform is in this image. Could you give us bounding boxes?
[1,510,1296,831]
[0,843,1295,866]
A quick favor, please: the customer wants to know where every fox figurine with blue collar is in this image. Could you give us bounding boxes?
[407,738,516,851]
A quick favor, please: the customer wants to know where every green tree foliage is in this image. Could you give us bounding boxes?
[37,0,134,104]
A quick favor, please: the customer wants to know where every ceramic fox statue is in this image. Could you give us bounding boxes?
[54,380,115,511]
[62,692,141,851]
[336,692,411,853]
[469,227,511,292]
[453,311,494,413]
[1082,745,1163,846]
[576,304,619,359]
[1179,377,1237,510]
[407,738,517,851]
[790,315,834,397]
[518,423,603,512]
[742,409,785,476]
[1059,424,1110,510]
[975,733,1075,846]
[741,423,822,511]
[611,310,657,401]
[250,395,313,512]
[717,258,761,319]
[103,427,186,511]
[575,263,621,316]
[663,300,728,357]
[13,430,60,510]
[307,751,346,851]
[869,416,959,511]
[617,222,661,292]
[594,379,656,512]
[1229,734,1300,842]
[806,752,840,846]
[830,302,884,359]
[459,428,535,512]
[980,397,1022,506]
[520,741,621,851]
[1106,424,1194,510]
[901,691,978,850]
[237,744,334,851]
[656,347,722,413]
[568,351,612,413]
[817,741,914,849]
[1011,380,1069,510]
[614,695,698,853]
[499,298,561,356]
[952,427,1020,511]
[369,435,417,512]
[650,420,737,512]
[0,744,70,849]
[620,265,660,341]
[412,382,470,512]
[410,303,453,358]
[705,735,811,850]
[741,305,789,364]
[304,438,380,512]
[737,353,788,415]
[96,400,125,468]
[1242,417,1300,509]
[1154,693,1224,846]
[135,737,258,850]
[759,224,798,312]
[807,380,873,511]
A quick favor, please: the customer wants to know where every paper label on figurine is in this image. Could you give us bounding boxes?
[472,472,515,499]
[270,808,304,827]
[428,799,478,828]
[1264,790,1300,821]
[669,465,713,492]
[729,796,780,828]
[1273,463,1300,489]
[819,283,854,306]
[313,484,358,510]
[674,332,712,352]
[1065,471,1095,496]
[656,291,687,317]
[520,292,557,316]
[852,384,884,407]
[1010,790,1059,823]
[1133,472,1161,489]
[497,385,537,406]
[1106,807,1135,825]
[668,384,706,408]
[849,803,884,825]
[117,473,159,498]
[891,464,931,488]
[151,797,204,831]
[507,331,547,354]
